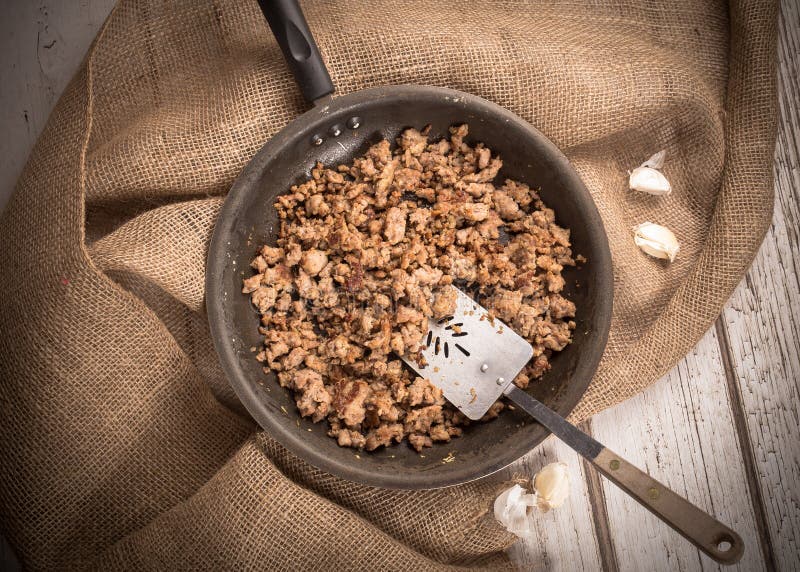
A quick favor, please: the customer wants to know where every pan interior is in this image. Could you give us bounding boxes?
[207,85,612,489]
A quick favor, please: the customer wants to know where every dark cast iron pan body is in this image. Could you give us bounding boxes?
[206,0,614,489]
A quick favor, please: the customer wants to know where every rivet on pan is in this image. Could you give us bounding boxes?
[346,116,361,129]
[609,459,620,470]
[648,487,660,500]
[311,134,324,146]
[480,363,489,372]
[329,124,342,137]
[495,377,505,386]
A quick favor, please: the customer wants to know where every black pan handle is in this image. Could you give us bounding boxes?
[256,0,335,104]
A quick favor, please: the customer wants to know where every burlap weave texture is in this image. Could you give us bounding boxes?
[0,0,777,569]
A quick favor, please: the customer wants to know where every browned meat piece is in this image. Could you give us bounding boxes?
[514,301,547,338]
[492,190,522,220]
[242,274,262,294]
[480,401,505,421]
[364,423,405,451]
[261,264,292,289]
[501,180,534,209]
[383,206,407,245]
[243,124,577,454]
[260,245,284,264]
[404,405,443,434]
[549,294,576,319]
[284,242,302,266]
[266,340,289,362]
[412,265,443,286]
[294,270,319,301]
[449,124,468,150]
[375,159,399,205]
[461,202,490,222]
[334,428,367,448]
[293,369,332,422]
[490,289,523,322]
[408,433,433,452]
[546,272,566,293]
[407,377,444,406]
[476,147,491,170]
[432,286,458,319]
[398,128,428,155]
[300,249,328,276]
[367,140,392,165]
[396,305,424,324]
[394,168,422,191]
[448,254,477,281]
[333,379,371,428]
[429,424,452,442]
[284,347,308,370]
[408,208,431,231]
[528,354,551,379]
[251,255,268,273]
[305,194,330,216]
[463,158,503,183]
[513,370,530,389]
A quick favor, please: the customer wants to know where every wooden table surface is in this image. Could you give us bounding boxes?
[0,2,797,570]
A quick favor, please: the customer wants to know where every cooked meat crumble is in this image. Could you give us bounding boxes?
[243,124,577,453]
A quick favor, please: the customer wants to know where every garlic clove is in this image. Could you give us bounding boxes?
[494,484,537,537]
[629,166,672,196]
[633,222,680,262]
[629,150,671,195]
[641,150,667,169]
[532,462,570,512]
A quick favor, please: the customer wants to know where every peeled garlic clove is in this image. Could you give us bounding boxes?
[633,222,680,262]
[629,166,672,196]
[533,462,570,512]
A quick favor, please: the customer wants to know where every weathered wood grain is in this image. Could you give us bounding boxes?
[590,329,765,572]
[0,0,116,209]
[504,437,606,572]
[717,2,800,569]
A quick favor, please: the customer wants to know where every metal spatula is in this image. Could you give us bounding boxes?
[401,287,744,565]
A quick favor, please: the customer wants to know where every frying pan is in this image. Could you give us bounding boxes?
[206,0,614,489]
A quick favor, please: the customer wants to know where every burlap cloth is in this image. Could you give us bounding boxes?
[0,0,778,569]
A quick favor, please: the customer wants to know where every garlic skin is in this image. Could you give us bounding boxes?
[641,149,666,169]
[629,167,672,196]
[533,462,571,512]
[629,150,671,196]
[633,222,680,262]
[494,484,537,537]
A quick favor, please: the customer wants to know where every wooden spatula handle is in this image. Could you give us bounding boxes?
[505,386,744,565]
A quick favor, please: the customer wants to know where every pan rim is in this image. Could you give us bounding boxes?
[206,84,614,489]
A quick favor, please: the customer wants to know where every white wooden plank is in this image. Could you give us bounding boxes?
[718,2,800,568]
[504,438,606,572]
[0,0,116,211]
[591,328,764,572]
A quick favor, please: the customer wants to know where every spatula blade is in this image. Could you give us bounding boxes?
[400,287,533,420]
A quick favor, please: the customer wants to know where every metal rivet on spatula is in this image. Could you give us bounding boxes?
[480,363,489,372]
[496,377,505,386]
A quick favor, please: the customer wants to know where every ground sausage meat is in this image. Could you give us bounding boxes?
[244,124,577,453]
